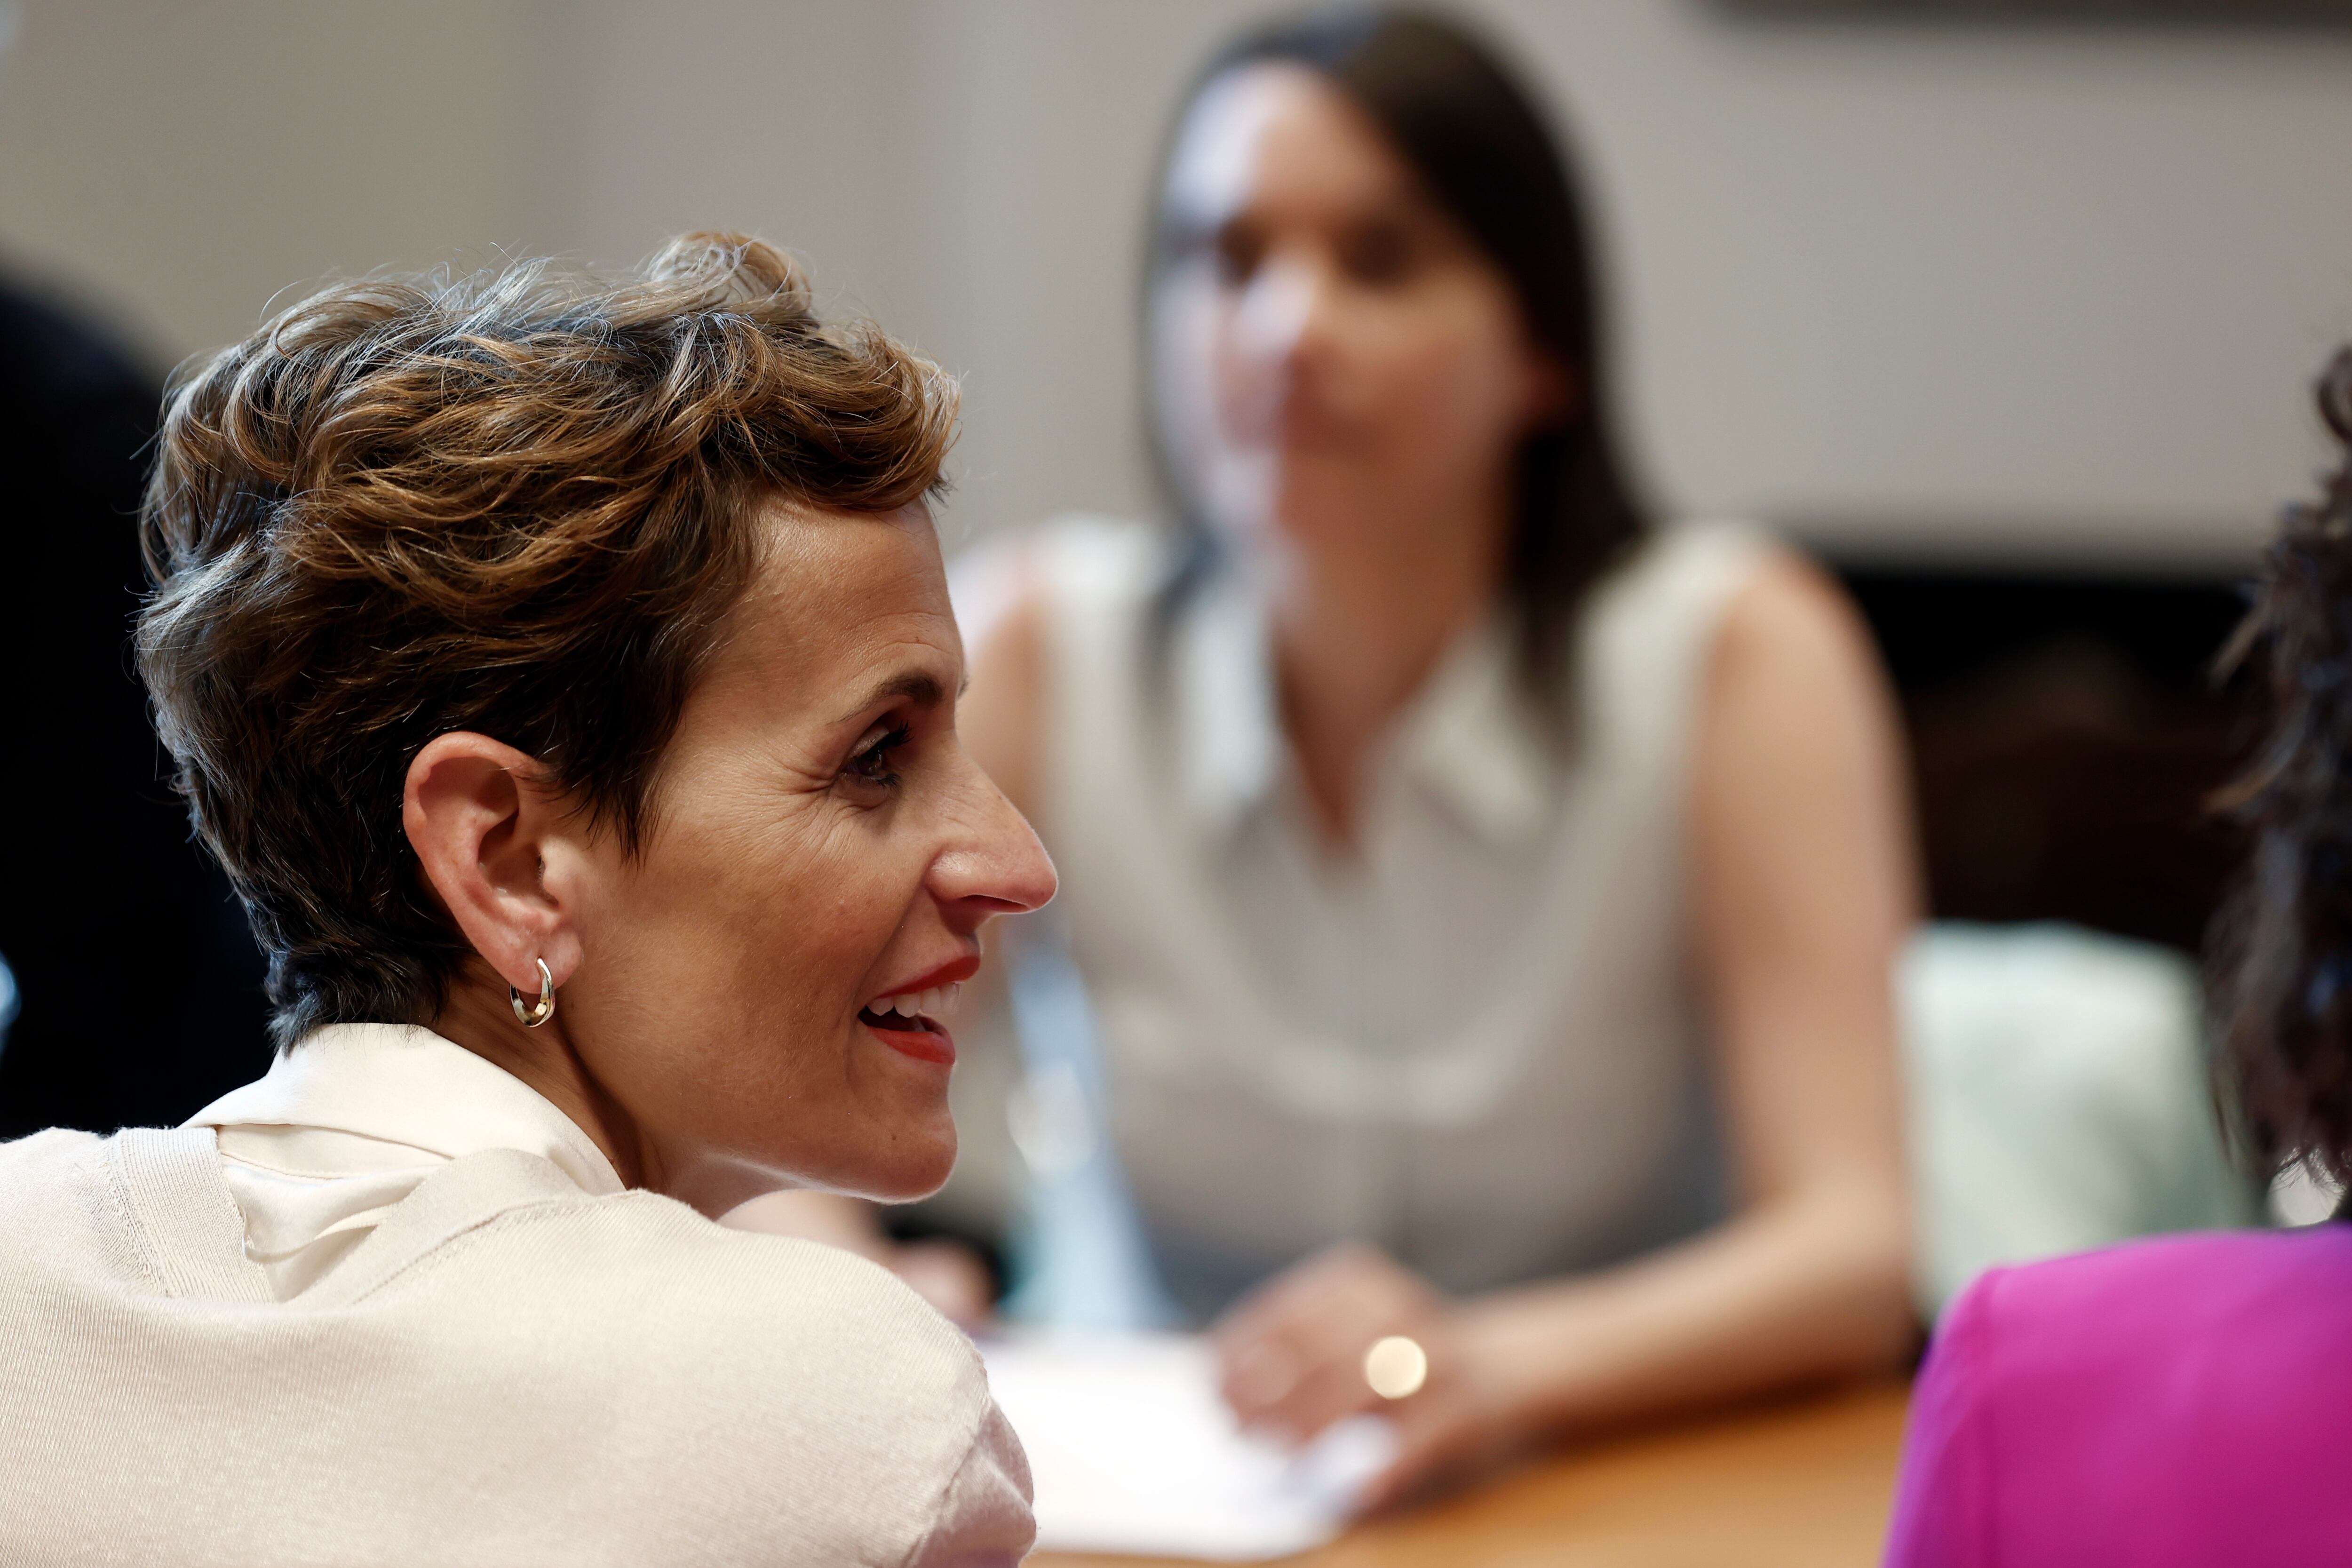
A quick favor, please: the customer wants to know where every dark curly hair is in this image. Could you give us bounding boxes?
[2210,345,2352,1187]
[138,233,957,1050]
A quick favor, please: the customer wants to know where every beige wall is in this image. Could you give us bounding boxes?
[4,0,2350,566]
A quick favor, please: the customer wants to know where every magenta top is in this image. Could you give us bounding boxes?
[1883,1226,2352,1567]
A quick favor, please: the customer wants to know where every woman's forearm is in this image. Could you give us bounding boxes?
[1458,1188,1914,1447]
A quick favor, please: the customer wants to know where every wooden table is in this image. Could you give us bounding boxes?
[1032,1381,1910,1568]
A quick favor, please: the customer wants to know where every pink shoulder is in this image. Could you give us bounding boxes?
[1887,1228,2352,1565]
[1960,1225,2352,1336]
[1909,1226,2352,1452]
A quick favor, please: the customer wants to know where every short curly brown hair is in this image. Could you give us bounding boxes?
[138,233,958,1049]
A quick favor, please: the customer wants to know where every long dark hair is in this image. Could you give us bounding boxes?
[2211,346,2352,1186]
[1143,6,1649,700]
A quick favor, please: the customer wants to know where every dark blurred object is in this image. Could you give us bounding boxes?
[1842,565,2252,954]
[1718,0,2352,22]
[0,280,269,1137]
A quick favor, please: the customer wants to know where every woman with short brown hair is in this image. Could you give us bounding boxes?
[0,233,1054,1565]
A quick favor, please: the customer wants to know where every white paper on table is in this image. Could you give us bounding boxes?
[980,1331,1398,1562]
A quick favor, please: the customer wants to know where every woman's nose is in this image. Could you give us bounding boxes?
[935,768,1057,922]
[1233,251,1326,369]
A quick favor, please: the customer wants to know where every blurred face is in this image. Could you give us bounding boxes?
[559,500,1055,1210]
[1153,64,1564,565]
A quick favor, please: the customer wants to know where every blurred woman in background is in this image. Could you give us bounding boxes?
[1881,349,2352,1564]
[956,6,1920,1502]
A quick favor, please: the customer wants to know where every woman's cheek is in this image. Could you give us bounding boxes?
[821,833,922,963]
[1401,326,1524,458]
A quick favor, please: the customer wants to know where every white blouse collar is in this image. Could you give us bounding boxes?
[1173,572,1553,848]
[1387,614,1555,845]
[187,1022,625,1197]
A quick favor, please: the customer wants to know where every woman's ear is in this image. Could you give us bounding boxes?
[403,733,587,996]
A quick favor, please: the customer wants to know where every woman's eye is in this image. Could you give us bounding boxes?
[843,723,912,793]
[1340,221,1418,287]
[1214,221,1266,287]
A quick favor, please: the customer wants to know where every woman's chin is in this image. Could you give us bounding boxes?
[1271,476,1412,549]
[846,1128,958,1203]
[827,1066,961,1202]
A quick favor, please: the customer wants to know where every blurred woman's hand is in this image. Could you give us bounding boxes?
[1213,1244,1510,1511]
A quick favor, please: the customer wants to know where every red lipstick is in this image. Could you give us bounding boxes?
[858,954,981,1066]
[864,1019,956,1065]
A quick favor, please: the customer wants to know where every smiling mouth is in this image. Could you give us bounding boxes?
[858,984,961,1065]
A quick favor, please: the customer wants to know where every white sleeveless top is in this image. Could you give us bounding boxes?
[1029,517,1771,1319]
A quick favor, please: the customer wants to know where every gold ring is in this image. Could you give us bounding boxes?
[1363,1335,1429,1400]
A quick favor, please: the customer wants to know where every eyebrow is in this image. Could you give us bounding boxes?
[1165,187,1439,247]
[842,667,966,721]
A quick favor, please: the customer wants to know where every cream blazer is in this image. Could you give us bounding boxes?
[0,1027,1032,1567]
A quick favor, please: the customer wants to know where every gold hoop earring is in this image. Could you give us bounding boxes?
[510,957,556,1028]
